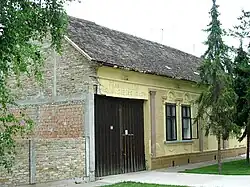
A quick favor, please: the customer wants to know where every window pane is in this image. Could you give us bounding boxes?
[166,118,176,140]
[167,118,171,129]
[183,128,191,139]
[167,105,171,116]
[172,106,176,116]
[182,106,191,117]
[182,107,186,117]
[183,118,190,129]
[183,118,191,139]
[172,118,176,140]
[167,118,172,140]
[166,104,176,140]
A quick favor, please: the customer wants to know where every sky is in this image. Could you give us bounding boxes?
[65,0,249,57]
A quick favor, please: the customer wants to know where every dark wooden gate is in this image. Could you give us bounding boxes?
[94,95,145,177]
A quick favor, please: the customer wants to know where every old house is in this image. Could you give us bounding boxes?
[0,16,247,186]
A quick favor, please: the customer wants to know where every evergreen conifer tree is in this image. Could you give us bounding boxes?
[232,9,250,165]
[234,42,250,163]
[196,0,238,174]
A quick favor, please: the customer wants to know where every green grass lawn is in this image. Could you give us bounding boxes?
[184,159,250,175]
[104,182,188,187]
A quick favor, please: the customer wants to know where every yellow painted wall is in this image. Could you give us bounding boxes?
[97,66,246,162]
[206,135,217,151]
[229,134,247,149]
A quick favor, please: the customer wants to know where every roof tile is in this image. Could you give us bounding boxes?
[68,16,202,82]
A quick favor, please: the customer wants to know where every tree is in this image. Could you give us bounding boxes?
[196,0,238,174]
[232,10,250,164]
[234,42,250,164]
[0,0,73,171]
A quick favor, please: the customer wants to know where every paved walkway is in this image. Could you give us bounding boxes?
[19,156,250,187]
[19,171,250,187]
[100,171,250,187]
[19,180,110,187]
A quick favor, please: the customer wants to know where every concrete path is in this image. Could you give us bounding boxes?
[97,170,250,187]
[19,156,250,187]
[19,171,250,187]
[18,179,110,187]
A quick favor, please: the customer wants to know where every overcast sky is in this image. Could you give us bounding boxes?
[66,0,249,57]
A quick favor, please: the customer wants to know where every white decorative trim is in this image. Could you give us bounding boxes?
[64,36,93,61]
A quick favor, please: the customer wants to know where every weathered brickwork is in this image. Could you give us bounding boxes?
[10,39,97,101]
[0,140,30,186]
[55,42,97,97]
[0,103,85,186]
[35,138,84,183]
[0,139,84,186]
[34,103,85,184]
[36,104,84,138]
[2,37,95,186]
[1,37,97,185]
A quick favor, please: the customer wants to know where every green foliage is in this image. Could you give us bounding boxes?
[196,0,239,174]
[231,9,250,163]
[232,10,250,47]
[0,0,72,171]
[197,0,238,140]
[0,109,34,172]
[233,44,250,141]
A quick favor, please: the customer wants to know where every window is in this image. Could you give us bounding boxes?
[182,105,192,140]
[166,103,177,141]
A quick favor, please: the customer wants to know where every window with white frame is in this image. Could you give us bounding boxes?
[182,105,192,140]
[166,103,177,141]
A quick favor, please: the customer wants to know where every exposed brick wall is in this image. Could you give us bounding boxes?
[1,39,94,186]
[0,138,85,186]
[56,42,97,97]
[34,103,85,184]
[10,40,97,101]
[0,103,85,186]
[36,104,83,138]
[0,140,29,186]
[36,138,84,183]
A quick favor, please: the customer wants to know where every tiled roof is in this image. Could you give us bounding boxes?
[68,16,201,82]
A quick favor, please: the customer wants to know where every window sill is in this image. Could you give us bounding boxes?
[164,140,193,144]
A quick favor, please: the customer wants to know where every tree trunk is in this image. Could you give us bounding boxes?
[247,131,250,164]
[217,134,222,174]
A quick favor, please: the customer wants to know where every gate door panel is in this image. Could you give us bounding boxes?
[95,95,145,177]
[121,99,145,173]
[95,96,121,177]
